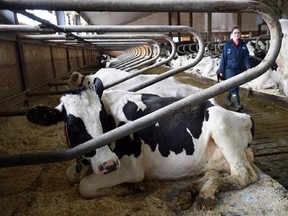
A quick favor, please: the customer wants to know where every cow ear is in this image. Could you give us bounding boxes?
[26,105,64,126]
[68,71,80,88]
[93,78,104,98]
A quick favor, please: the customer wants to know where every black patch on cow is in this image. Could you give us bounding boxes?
[63,86,87,96]
[113,122,143,159]
[66,114,95,157]
[250,117,255,138]
[118,94,215,157]
[99,104,116,133]
[26,105,65,126]
[93,78,104,98]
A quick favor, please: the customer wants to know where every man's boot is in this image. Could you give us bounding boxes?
[232,94,243,112]
[225,92,233,106]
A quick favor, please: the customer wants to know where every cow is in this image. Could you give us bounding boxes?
[26,79,258,210]
[68,68,201,97]
[96,54,118,68]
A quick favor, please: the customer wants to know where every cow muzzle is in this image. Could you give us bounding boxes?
[98,159,120,174]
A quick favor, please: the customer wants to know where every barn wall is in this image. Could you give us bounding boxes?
[0,41,23,100]
[52,47,69,78]
[22,44,55,88]
[128,12,265,41]
[0,39,100,111]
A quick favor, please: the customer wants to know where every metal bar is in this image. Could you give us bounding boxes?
[0,0,282,167]
[0,0,271,13]
[123,44,155,71]
[116,48,148,69]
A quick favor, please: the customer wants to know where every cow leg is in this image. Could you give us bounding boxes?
[195,159,257,210]
[79,158,145,198]
[208,108,258,185]
[193,109,258,209]
[180,170,221,210]
[66,160,92,185]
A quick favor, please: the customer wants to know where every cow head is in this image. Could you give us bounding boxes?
[26,78,120,175]
[68,71,94,89]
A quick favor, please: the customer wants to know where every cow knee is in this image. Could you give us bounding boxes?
[79,174,101,198]
[66,163,81,185]
[66,162,92,185]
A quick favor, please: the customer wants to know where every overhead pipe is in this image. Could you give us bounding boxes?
[111,47,142,68]
[0,0,282,167]
[123,40,161,71]
[117,45,152,70]
[115,45,151,69]
[112,46,146,68]
[122,44,155,71]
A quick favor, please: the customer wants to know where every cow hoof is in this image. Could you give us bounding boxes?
[195,196,215,211]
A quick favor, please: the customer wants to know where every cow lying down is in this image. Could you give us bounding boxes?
[26,78,258,210]
[68,68,201,97]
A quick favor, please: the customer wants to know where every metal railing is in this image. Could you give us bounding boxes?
[0,0,282,167]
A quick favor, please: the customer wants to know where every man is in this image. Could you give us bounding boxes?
[218,26,251,112]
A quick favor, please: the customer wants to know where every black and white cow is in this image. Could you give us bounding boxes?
[26,79,258,210]
[69,68,201,97]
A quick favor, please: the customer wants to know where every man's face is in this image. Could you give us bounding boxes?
[232,28,241,41]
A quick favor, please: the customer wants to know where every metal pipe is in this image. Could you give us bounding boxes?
[123,44,155,71]
[117,46,151,70]
[127,29,204,92]
[0,0,282,167]
[104,34,177,88]
[0,0,274,13]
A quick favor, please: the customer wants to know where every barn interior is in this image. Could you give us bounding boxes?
[0,0,288,215]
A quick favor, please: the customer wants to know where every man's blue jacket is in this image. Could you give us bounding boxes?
[219,39,251,76]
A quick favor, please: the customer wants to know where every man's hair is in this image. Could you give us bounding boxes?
[231,26,241,33]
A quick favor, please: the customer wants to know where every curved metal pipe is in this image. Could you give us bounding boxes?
[0,0,282,167]
[103,33,177,89]
[127,27,204,92]
[124,41,160,71]
[120,44,153,70]
[114,46,149,69]
[113,47,143,68]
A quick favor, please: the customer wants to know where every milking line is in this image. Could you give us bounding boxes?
[0,0,282,167]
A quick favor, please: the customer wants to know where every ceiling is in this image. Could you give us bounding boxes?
[80,11,154,25]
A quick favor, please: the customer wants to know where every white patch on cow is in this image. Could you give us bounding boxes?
[246,41,255,56]
[102,90,147,124]
[59,90,104,138]
[91,147,119,174]
[243,68,280,90]
[192,56,220,78]
[276,19,288,96]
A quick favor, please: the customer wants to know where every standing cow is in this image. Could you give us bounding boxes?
[26,79,258,210]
